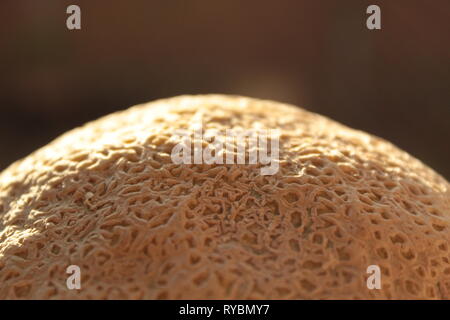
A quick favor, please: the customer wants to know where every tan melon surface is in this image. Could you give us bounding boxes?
[0,95,449,299]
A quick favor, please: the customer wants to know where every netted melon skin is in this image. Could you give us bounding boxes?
[0,95,449,299]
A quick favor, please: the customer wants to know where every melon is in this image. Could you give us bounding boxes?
[0,95,449,299]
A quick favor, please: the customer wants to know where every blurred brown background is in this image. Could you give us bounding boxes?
[0,0,449,178]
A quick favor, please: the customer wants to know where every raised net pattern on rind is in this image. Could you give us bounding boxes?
[0,95,449,299]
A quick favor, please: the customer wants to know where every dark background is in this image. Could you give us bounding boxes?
[0,1,449,179]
